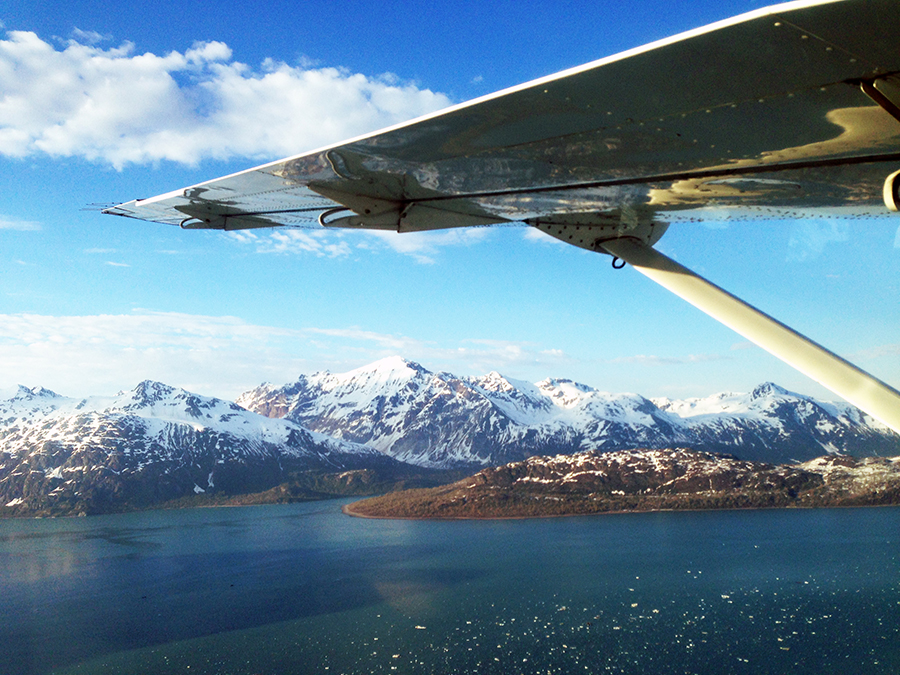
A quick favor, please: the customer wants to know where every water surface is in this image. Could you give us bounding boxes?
[1,503,897,674]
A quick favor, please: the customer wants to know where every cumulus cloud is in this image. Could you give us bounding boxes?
[0,29,452,168]
[0,311,570,398]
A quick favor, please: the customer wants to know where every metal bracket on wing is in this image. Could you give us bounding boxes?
[600,237,900,434]
[526,208,669,253]
[858,75,900,211]
[174,203,279,231]
[859,75,900,124]
[310,184,510,232]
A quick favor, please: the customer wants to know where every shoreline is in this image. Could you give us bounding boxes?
[340,502,590,521]
[341,500,900,522]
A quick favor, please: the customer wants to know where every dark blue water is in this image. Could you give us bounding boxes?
[1,503,897,675]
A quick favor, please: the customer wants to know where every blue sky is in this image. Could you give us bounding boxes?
[1,0,898,402]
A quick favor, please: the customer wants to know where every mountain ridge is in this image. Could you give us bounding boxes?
[0,379,417,517]
[238,357,899,468]
[3,357,898,517]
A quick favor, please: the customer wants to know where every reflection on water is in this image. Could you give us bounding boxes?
[1,503,898,674]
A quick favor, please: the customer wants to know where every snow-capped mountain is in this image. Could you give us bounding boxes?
[650,381,898,462]
[238,357,900,469]
[0,380,396,516]
[4,359,897,516]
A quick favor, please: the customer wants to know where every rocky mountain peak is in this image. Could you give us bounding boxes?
[476,371,516,393]
[8,384,61,401]
[239,359,899,469]
[536,378,602,403]
[131,380,177,405]
[750,382,790,400]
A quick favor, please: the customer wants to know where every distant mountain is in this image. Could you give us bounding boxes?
[0,381,412,517]
[345,449,900,519]
[238,357,900,469]
[3,358,897,517]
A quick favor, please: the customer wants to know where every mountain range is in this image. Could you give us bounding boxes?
[0,380,408,516]
[2,356,898,516]
[237,356,899,468]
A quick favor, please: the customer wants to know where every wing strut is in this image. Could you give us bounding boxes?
[600,237,900,434]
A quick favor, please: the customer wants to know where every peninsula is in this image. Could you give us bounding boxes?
[344,448,900,519]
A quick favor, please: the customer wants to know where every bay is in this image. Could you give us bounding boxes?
[1,503,898,675]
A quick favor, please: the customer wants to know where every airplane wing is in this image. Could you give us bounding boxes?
[105,0,900,238]
[104,0,900,433]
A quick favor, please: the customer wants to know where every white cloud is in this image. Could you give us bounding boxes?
[360,227,492,263]
[233,229,353,257]
[0,311,310,398]
[610,352,731,366]
[729,341,757,351]
[447,339,573,374]
[69,28,111,46]
[849,343,900,360]
[787,221,849,261]
[230,226,493,262]
[0,29,452,168]
[0,215,40,230]
[522,227,564,245]
[304,327,416,351]
[0,311,571,399]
